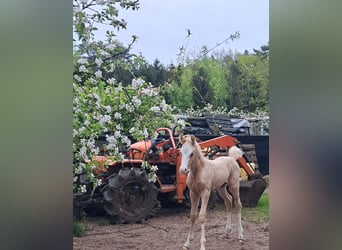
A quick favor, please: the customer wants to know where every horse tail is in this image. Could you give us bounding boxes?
[228,146,243,160]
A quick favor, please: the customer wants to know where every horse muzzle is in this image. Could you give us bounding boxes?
[180,167,189,175]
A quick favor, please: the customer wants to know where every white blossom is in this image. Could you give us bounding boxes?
[132,96,142,107]
[129,127,135,133]
[114,112,122,119]
[104,105,111,113]
[177,119,186,127]
[79,126,86,133]
[86,138,95,149]
[73,129,78,137]
[77,58,88,64]
[150,106,160,112]
[88,78,97,85]
[107,78,116,85]
[80,184,87,193]
[106,43,116,50]
[99,49,109,57]
[122,136,131,146]
[143,128,149,139]
[75,165,83,175]
[125,103,134,112]
[132,78,144,89]
[80,138,86,146]
[108,63,115,72]
[118,153,125,160]
[114,130,121,137]
[89,93,100,100]
[115,85,122,92]
[160,99,167,112]
[73,6,81,14]
[99,115,111,126]
[91,147,99,155]
[79,65,87,72]
[95,58,103,66]
[74,74,82,82]
[149,173,157,183]
[95,70,102,78]
[106,135,117,144]
[106,135,117,150]
[74,97,79,105]
[141,88,156,96]
[79,146,88,160]
[150,165,159,172]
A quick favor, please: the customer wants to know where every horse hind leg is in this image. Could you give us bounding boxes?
[183,190,199,250]
[217,184,233,236]
[229,183,244,240]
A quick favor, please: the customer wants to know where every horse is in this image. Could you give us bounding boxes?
[179,134,244,250]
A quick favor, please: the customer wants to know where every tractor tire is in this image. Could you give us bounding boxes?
[102,167,159,223]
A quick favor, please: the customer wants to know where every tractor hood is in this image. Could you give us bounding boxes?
[128,140,152,159]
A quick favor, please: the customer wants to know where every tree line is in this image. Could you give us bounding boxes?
[101,44,269,113]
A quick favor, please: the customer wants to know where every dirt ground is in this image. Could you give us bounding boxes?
[73,202,269,250]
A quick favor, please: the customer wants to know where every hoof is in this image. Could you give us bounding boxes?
[239,239,244,243]
[225,227,232,237]
[182,246,189,250]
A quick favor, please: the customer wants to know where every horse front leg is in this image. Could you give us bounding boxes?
[230,184,244,241]
[183,190,199,250]
[236,198,243,241]
[216,185,233,237]
[198,189,210,250]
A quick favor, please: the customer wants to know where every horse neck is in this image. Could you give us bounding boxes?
[189,144,205,177]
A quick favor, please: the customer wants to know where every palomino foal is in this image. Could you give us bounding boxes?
[179,134,244,250]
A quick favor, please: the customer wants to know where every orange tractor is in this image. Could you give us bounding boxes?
[74,127,267,223]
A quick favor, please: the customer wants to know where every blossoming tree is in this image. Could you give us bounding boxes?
[73,0,173,194]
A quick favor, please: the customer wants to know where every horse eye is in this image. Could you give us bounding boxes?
[190,152,194,157]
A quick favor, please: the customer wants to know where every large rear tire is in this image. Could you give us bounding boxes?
[102,167,158,223]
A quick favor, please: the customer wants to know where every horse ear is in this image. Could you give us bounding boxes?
[190,135,196,145]
[179,133,185,144]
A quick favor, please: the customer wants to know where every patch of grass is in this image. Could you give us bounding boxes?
[242,192,269,223]
[73,221,88,237]
[263,175,270,187]
[97,218,110,226]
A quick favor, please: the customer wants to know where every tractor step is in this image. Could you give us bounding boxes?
[159,184,177,193]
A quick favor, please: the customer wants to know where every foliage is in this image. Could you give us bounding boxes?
[73,221,88,237]
[136,44,269,114]
[73,0,173,195]
[228,54,269,112]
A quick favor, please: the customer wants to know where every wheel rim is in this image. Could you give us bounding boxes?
[117,180,151,217]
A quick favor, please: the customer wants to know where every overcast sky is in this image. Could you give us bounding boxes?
[100,0,269,65]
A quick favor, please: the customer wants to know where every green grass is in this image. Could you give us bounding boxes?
[97,218,110,226]
[242,192,269,223]
[73,221,88,237]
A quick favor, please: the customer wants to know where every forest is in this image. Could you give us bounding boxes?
[76,42,269,114]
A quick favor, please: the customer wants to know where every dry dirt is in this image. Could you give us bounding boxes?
[73,203,269,250]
